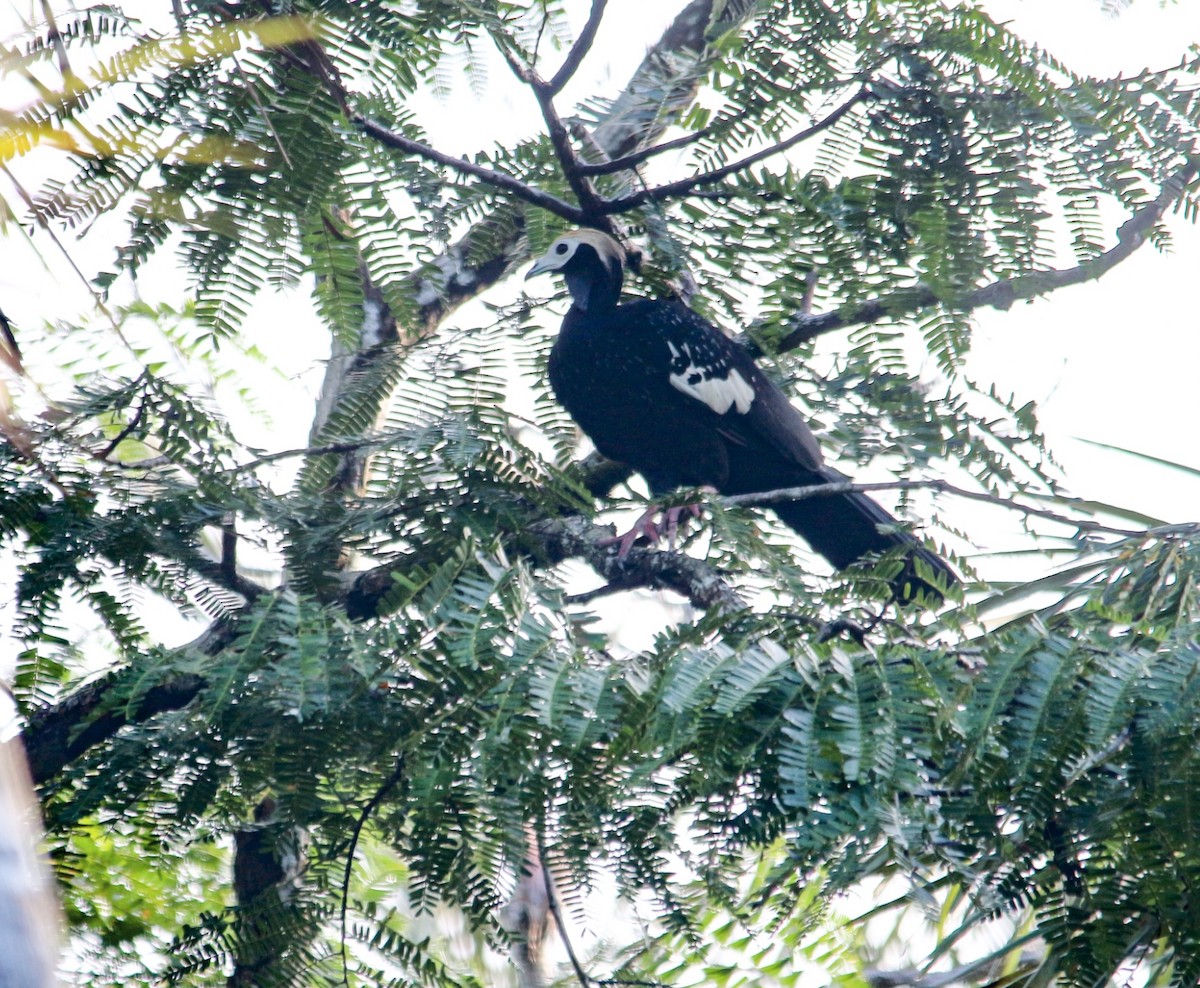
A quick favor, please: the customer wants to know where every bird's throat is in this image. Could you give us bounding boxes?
[564,269,620,314]
[564,270,593,312]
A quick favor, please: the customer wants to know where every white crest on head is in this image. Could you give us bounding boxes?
[666,341,755,415]
[527,229,626,277]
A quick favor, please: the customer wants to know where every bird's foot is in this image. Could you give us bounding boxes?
[661,502,703,549]
[600,500,706,559]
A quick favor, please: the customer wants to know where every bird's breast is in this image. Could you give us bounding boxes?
[547,312,734,490]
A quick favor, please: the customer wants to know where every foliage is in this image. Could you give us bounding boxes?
[3,1,1200,986]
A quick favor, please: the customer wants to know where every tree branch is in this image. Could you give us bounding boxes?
[536,827,592,988]
[722,478,1191,540]
[339,755,405,985]
[488,19,609,221]
[344,511,746,622]
[393,1,758,332]
[526,515,747,613]
[547,0,607,95]
[574,106,754,177]
[531,86,608,220]
[184,552,268,605]
[600,89,868,214]
[770,155,1200,353]
[30,463,1190,785]
[17,1,769,787]
[23,622,226,786]
[352,115,584,223]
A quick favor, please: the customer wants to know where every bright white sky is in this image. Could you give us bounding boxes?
[969,2,1200,528]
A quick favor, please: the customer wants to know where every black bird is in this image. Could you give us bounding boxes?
[526,229,956,602]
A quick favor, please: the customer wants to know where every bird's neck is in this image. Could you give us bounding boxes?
[565,263,621,315]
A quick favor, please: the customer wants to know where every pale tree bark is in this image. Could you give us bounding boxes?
[0,738,60,988]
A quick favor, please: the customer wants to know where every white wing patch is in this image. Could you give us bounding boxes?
[666,341,755,415]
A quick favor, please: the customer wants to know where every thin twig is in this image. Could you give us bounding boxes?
[601,89,868,214]
[94,377,149,461]
[536,828,592,988]
[353,115,584,222]
[1062,728,1131,789]
[547,0,607,95]
[232,435,402,472]
[575,105,758,177]
[722,478,1183,539]
[494,31,537,84]
[234,56,292,169]
[38,0,71,78]
[800,267,818,314]
[530,8,550,71]
[0,163,141,361]
[564,581,635,605]
[339,755,406,986]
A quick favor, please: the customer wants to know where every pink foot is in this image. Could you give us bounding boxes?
[599,500,706,558]
[661,502,703,549]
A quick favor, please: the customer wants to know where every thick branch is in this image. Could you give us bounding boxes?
[186,552,267,604]
[528,515,746,612]
[23,637,222,787]
[352,115,584,223]
[772,155,1200,353]
[344,513,746,620]
[600,89,868,214]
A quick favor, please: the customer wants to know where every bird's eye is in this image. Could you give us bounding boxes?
[554,243,569,255]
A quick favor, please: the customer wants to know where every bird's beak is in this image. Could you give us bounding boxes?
[525,253,555,280]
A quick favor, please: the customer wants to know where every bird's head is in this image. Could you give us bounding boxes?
[526,229,625,312]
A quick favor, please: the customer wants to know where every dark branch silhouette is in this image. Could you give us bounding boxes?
[771,155,1200,352]
[600,89,869,213]
[339,756,406,985]
[490,21,609,222]
[574,105,757,176]
[352,115,585,223]
[547,0,608,95]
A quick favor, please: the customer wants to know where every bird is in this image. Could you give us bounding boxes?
[525,228,957,603]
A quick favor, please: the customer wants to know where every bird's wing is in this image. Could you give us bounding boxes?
[655,301,825,473]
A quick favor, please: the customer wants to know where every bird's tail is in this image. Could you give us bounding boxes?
[768,468,957,604]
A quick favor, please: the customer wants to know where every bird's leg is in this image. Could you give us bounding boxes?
[662,502,704,549]
[601,490,713,558]
[599,505,663,558]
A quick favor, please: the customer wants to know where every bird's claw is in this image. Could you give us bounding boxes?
[600,502,705,558]
[661,502,703,549]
